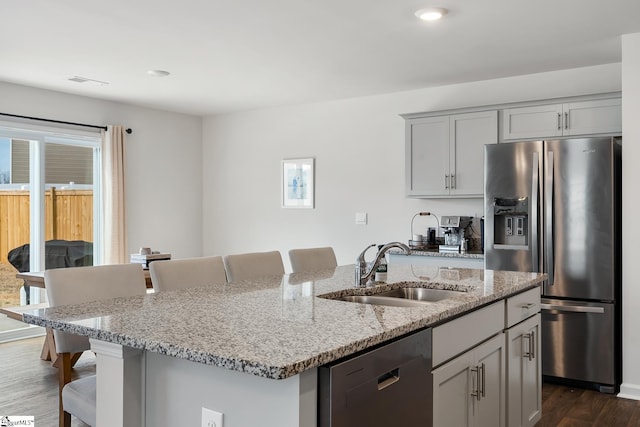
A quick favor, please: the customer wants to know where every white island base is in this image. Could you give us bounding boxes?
[91,339,318,427]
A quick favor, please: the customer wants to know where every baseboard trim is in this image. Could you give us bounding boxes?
[618,383,640,401]
[0,325,45,343]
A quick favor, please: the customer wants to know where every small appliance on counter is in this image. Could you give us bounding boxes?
[439,216,472,253]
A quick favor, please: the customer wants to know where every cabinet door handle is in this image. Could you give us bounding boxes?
[479,362,486,398]
[521,302,537,310]
[445,174,449,189]
[451,174,456,189]
[557,113,561,130]
[530,330,536,360]
[523,332,534,361]
[564,112,569,129]
[470,366,481,401]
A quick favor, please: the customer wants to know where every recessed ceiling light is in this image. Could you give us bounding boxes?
[415,7,448,21]
[147,69,170,77]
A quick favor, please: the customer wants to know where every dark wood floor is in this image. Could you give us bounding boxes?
[536,382,640,426]
[2,336,640,426]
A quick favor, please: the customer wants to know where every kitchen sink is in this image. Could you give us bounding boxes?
[376,287,462,302]
[328,287,465,307]
[334,295,430,308]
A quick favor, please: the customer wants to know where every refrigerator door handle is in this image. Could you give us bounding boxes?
[545,151,554,286]
[531,152,539,272]
[540,303,605,314]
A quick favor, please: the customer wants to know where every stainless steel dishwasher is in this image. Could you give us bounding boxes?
[318,328,432,427]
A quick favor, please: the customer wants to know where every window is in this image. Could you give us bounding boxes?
[0,123,102,340]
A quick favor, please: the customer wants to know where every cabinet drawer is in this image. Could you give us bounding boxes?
[432,301,503,367]
[505,287,541,328]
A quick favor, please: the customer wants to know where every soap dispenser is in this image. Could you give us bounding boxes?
[374,245,388,282]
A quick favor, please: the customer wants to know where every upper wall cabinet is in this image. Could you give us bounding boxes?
[405,110,498,198]
[502,98,621,141]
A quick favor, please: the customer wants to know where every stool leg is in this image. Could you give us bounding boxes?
[58,352,72,427]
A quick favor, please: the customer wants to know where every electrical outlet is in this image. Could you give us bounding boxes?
[202,407,223,427]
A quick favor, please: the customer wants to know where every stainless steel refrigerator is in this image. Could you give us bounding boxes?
[484,137,621,393]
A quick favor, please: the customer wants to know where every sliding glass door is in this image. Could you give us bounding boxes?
[0,123,101,340]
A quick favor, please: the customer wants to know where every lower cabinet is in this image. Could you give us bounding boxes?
[430,287,541,426]
[432,333,505,427]
[506,313,542,427]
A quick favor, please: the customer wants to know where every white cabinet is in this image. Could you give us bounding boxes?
[432,301,505,427]
[432,347,473,427]
[450,111,497,197]
[505,287,542,427]
[433,333,506,427]
[431,286,542,427]
[405,110,497,198]
[506,314,542,427]
[503,97,621,140]
[405,115,449,197]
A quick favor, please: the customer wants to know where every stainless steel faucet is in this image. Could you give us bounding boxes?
[355,242,410,287]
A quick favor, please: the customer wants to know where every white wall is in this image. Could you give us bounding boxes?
[620,33,640,400]
[202,63,621,268]
[0,82,203,259]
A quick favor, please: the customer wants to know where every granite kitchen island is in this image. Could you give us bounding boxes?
[23,264,545,426]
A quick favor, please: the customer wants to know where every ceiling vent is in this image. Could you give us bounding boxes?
[68,76,109,86]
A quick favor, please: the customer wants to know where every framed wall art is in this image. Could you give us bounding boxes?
[282,157,314,209]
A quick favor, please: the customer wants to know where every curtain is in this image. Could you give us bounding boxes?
[101,125,127,264]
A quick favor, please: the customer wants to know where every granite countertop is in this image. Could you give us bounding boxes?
[23,264,544,380]
[388,248,485,259]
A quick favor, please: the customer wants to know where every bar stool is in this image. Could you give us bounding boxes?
[223,251,285,282]
[45,264,147,427]
[149,256,227,292]
[288,247,337,273]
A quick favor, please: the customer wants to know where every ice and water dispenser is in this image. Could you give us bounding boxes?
[492,197,529,247]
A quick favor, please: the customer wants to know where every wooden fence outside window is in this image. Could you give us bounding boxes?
[0,189,93,264]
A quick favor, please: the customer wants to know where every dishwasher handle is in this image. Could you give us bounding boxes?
[377,368,400,390]
[541,303,605,314]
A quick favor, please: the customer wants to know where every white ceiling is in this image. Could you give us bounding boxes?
[2,0,640,116]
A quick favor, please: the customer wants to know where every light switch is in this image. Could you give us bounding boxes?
[355,212,367,225]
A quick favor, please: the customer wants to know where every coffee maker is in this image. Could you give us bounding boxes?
[439,216,472,253]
